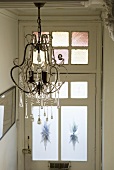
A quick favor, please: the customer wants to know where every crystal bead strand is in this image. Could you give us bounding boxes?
[54,90,57,104]
[57,90,60,109]
[19,74,24,107]
[46,98,48,121]
[19,90,23,107]
[44,101,46,116]
[37,106,41,124]
[51,99,53,119]
[30,96,34,122]
[57,68,60,109]
[25,96,28,119]
[41,94,43,109]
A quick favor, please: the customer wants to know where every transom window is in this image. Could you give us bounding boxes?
[33,31,89,66]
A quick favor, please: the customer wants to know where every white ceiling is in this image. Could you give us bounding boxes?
[0,0,104,16]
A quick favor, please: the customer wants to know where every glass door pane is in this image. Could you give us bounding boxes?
[32,106,58,160]
[61,106,87,161]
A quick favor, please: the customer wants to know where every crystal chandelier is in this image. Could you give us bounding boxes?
[10,3,67,124]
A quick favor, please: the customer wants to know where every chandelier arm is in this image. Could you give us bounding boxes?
[60,65,68,76]
[10,43,35,93]
[13,43,34,67]
[24,64,31,84]
[11,67,37,94]
[49,65,58,84]
[47,84,63,94]
[20,43,34,67]
[25,34,34,44]
[28,82,38,95]
[47,65,68,94]
[10,66,30,93]
[40,65,58,95]
[51,58,56,66]
[22,63,39,94]
[47,80,65,94]
[46,65,59,94]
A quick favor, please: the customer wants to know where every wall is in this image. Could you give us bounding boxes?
[0,125,17,170]
[0,10,18,170]
[102,27,114,170]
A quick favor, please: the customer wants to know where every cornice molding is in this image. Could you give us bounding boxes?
[0,9,18,20]
[103,0,114,40]
[18,15,101,22]
[104,0,114,23]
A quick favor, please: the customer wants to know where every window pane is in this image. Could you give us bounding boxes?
[61,106,87,161]
[52,82,68,98]
[72,32,88,47]
[32,106,58,160]
[54,49,68,64]
[71,82,88,98]
[71,49,88,64]
[52,32,69,47]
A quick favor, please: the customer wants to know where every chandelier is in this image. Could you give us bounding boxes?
[10,3,67,124]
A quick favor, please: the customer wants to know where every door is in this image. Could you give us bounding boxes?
[18,20,102,170]
[24,73,96,170]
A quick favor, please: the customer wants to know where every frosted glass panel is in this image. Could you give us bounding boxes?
[71,49,88,64]
[61,106,87,161]
[52,82,68,98]
[52,32,69,47]
[71,82,88,98]
[32,106,58,160]
[54,49,68,64]
[72,32,88,47]
[0,106,4,138]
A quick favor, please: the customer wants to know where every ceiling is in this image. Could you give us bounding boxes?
[0,0,104,16]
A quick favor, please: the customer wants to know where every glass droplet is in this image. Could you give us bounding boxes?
[44,112,46,116]
[37,117,41,124]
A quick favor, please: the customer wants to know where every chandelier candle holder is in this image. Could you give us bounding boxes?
[10,3,67,124]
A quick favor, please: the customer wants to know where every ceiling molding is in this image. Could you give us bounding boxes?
[0,9,18,20]
[0,0,89,2]
[18,15,101,22]
[0,0,104,9]
[0,2,86,8]
[102,0,114,41]
[0,0,104,17]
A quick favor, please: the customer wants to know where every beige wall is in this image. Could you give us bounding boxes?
[0,10,18,170]
[102,27,114,170]
[0,125,17,170]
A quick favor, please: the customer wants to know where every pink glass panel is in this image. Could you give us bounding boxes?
[54,49,68,64]
[72,32,88,47]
